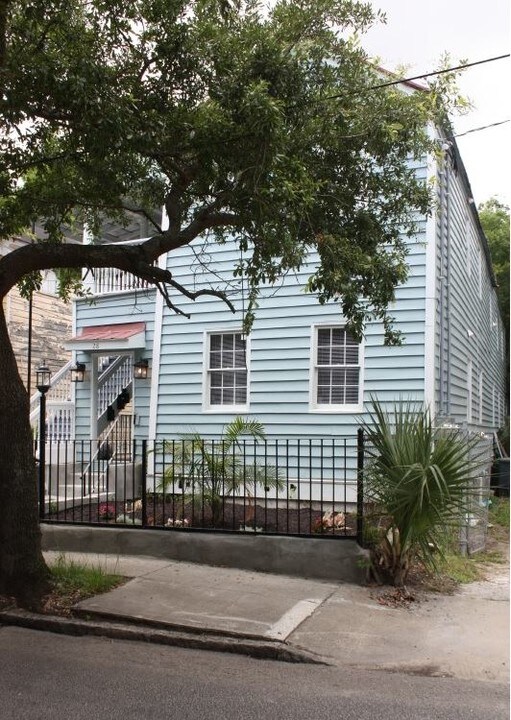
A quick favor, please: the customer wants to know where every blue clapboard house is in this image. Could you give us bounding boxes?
[34,130,507,510]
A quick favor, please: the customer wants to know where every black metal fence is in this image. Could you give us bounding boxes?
[39,432,365,542]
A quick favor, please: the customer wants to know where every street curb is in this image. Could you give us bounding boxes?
[0,609,327,665]
[71,606,275,642]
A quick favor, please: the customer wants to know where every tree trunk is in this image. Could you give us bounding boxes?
[0,303,49,607]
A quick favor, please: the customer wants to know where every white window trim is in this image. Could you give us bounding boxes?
[202,329,250,413]
[309,323,364,413]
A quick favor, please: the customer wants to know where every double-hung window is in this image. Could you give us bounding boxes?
[311,326,362,411]
[205,332,248,409]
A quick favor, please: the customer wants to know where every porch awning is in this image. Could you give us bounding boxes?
[66,322,146,351]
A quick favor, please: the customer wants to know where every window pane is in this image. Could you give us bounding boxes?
[222,371,235,387]
[235,334,245,350]
[317,328,330,346]
[331,369,346,385]
[345,385,359,403]
[317,368,331,386]
[235,387,247,404]
[210,371,223,388]
[210,351,222,369]
[223,387,234,404]
[223,334,233,351]
[331,328,343,345]
[317,347,331,365]
[234,350,246,368]
[210,335,221,351]
[345,345,359,363]
[331,386,345,404]
[345,368,359,385]
[331,346,344,364]
[317,385,331,403]
[221,349,234,369]
[210,387,222,404]
[236,370,247,388]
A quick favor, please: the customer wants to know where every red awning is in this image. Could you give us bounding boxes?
[66,322,146,350]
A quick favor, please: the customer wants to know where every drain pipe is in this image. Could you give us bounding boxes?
[444,155,452,416]
[438,152,447,416]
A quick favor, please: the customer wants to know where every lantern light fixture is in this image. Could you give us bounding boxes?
[70,362,86,383]
[36,362,51,394]
[134,358,149,379]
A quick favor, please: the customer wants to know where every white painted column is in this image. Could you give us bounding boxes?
[90,354,98,439]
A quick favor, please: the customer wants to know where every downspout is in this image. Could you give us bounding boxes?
[444,156,451,416]
[438,155,446,416]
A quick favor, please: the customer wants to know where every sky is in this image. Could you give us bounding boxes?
[360,0,510,207]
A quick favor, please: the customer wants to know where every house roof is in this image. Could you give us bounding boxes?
[66,322,146,351]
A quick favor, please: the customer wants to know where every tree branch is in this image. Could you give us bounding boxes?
[179,211,241,244]
[0,236,236,316]
[0,0,12,69]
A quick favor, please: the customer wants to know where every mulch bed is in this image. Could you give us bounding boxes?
[46,496,357,537]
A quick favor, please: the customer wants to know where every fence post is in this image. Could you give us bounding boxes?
[356,428,364,546]
[141,440,148,527]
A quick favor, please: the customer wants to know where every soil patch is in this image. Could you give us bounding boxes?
[46,497,358,537]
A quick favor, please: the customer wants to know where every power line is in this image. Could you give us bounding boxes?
[451,119,510,139]
[324,53,510,101]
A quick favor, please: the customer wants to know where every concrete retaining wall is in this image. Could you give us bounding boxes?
[42,524,367,584]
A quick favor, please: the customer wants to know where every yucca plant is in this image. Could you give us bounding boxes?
[157,417,283,527]
[362,400,481,587]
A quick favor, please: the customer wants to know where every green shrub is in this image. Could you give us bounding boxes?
[156,417,283,527]
[362,400,480,587]
[489,497,510,529]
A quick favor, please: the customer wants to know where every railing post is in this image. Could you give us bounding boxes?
[141,439,148,527]
[356,428,364,546]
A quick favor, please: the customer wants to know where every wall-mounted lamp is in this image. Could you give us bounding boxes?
[70,362,86,383]
[134,358,149,380]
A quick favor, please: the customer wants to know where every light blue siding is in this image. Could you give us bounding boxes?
[70,144,506,448]
[154,204,429,438]
[434,141,506,432]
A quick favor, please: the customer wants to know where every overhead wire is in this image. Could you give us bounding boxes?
[449,119,510,139]
[345,53,510,97]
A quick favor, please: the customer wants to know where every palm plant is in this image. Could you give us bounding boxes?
[157,417,283,527]
[362,400,481,587]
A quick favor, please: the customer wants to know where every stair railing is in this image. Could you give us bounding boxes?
[30,360,74,440]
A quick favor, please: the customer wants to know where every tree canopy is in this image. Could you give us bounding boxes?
[0,0,457,341]
[0,0,461,606]
[479,198,509,341]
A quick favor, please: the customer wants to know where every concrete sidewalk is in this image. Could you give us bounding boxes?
[40,550,510,683]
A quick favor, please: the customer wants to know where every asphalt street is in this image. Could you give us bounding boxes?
[0,627,508,720]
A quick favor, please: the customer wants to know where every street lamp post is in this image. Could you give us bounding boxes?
[36,362,51,520]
